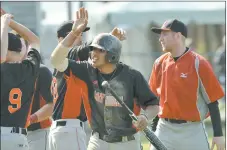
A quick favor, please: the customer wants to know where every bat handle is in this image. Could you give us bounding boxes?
[143,127,167,150]
[130,114,138,121]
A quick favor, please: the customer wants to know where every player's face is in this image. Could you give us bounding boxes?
[159,31,176,52]
[90,48,107,68]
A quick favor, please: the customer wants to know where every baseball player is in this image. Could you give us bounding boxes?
[26,63,54,150]
[48,20,91,150]
[1,13,41,150]
[149,19,225,150]
[6,11,55,149]
[50,7,159,150]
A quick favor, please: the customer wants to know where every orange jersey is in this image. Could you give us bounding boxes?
[149,50,224,121]
[52,70,87,121]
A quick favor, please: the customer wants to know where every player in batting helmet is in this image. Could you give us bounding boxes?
[51,7,159,150]
[89,33,122,64]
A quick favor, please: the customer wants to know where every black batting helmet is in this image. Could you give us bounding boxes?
[90,33,122,64]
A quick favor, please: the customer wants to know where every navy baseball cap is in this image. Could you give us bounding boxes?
[151,19,187,38]
[8,33,22,52]
[57,20,90,38]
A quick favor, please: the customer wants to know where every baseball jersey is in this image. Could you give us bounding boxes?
[52,43,90,121]
[65,61,159,136]
[1,48,41,128]
[27,64,54,131]
[149,49,224,121]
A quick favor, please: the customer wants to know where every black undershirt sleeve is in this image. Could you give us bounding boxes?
[208,101,223,137]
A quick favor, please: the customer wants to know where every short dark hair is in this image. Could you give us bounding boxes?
[15,34,29,48]
[8,33,22,52]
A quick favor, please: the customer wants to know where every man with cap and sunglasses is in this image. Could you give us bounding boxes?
[1,13,41,150]
[149,19,225,150]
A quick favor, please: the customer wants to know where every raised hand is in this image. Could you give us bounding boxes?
[111,27,127,41]
[0,8,6,16]
[72,7,88,34]
[1,13,13,25]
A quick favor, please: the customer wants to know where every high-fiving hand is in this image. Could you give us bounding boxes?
[111,27,127,41]
[1,14,13,26]
[72,7,88,34]
[0,8,6,16]
[1,8,13,25]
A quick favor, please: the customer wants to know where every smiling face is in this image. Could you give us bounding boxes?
[90,47,107,68]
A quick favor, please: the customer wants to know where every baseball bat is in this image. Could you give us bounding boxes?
[102,81,167,150]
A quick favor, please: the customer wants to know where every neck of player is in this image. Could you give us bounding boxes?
[99,63,117,74]
[171,42,187,57]
[6,51,23,62]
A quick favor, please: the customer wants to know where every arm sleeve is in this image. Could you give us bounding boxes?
[38,66,53,103]
[199,59,225,103]
[208,101,223,136]
[133,70,159,108]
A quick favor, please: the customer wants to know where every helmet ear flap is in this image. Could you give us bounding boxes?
[106,52,119,63]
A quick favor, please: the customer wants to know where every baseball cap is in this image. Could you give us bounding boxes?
[151,19,187,38]
[57,20,90,38]
[8,33,22,52]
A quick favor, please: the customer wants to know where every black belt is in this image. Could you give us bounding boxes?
[10,127,27,135]
[56,121,83,128]
[164,118,192,124]
[92,131,135,143]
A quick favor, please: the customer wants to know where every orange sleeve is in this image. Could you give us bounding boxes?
[149,63,158,96]
[199,59,224,103]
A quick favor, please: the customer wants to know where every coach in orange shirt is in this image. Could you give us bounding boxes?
[149,19,225,150]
